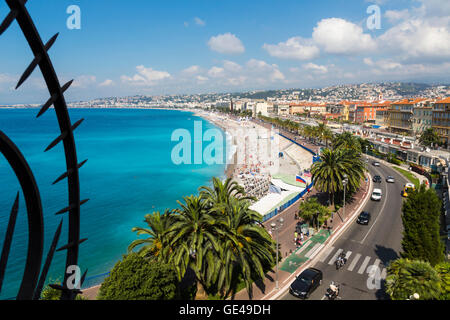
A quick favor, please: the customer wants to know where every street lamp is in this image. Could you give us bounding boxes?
[271,217,284,290]
[342,174,348,219]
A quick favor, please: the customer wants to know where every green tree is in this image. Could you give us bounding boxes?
[419,128,441,147]
[98,253,179,300]
[297,197,332,230]
[401,184,445,266]
[168,195,224,296]
[215,197,275,298]
[311,147,365,207]
[435,262,450,300]
[128,209,177,260]
[385,258,441,300]
[332,132,362,153]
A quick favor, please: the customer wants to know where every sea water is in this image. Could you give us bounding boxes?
[0,108,226,299]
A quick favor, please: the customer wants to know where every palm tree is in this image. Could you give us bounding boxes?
[128,209,177,261]
[169,195,225,295]
[386,258,442,300]
[311,148,365,206]
[199,177,254,211]
[332,132,362,152]
[216,198,275,298]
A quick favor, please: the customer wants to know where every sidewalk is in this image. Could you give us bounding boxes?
[232,172,372,300]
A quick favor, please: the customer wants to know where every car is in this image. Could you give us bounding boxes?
[371,188,383,201]
[386,176,395,183]
[357,211,371,225]
[402,183,416,197]
[372,161,380,167]
[289,268,323,299]
[373,175,382,183]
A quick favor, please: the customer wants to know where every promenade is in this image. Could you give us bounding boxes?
[232,123,372,300]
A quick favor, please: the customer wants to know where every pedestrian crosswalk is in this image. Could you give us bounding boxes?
[316,246,388,279]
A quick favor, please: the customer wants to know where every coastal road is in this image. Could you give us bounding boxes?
[280,161,409,300]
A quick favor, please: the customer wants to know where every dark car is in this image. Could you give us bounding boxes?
[357,211,371,225]
[373,175,382,183]
[289,268,323,299]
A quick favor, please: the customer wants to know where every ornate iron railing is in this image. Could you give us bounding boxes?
[0,0,87,300]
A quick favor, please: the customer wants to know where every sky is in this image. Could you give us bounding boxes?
[0,0,449,104]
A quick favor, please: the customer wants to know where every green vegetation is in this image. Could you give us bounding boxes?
[400,184,445,266]
[39,279,87,300]
[385,259,442,300]
[98,253,180,300]
[419,128,442,147]
[127,178,275,300]
[298,198,332,230]
[393,167,420,188]
[310,133,367,208]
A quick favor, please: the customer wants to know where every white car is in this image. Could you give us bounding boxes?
[372,161,380,167]
[386,176,395,183]
[371,188,383,201]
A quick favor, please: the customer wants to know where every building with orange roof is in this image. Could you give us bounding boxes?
[388,98,430,135]
[432,97,450,147]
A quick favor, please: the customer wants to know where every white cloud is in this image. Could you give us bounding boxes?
[208,33,245,55]
[378,18,450,61]
[194,17,206,26]
[263,37,320,60]
[312,18,377,54]
[246,59,285,82]
[72,75,97,88]
[99,79,114,87]
[385,9,411,23]
[207,66,225,78]
[223,60,242,72]
[182,65,201,75]
[121,65,171,86]
[302,63,328,74]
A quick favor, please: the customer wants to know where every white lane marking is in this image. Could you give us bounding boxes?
[328,248,343,265]
[344,251,352,260]
[307,244,324,260]
[358,256,372,274]
[295,240,311,255]
[318,246,335,262]
[347,253,361,271]
[380,268,387,279]
[361,166,389,244]
[305,243,322,258]
[370,259,381,271]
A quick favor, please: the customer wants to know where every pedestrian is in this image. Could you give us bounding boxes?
[294,231,298,239]
[300,233,304,242]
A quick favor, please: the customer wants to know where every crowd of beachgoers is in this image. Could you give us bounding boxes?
[195,110,314,216]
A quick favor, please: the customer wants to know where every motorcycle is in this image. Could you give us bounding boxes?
[326,282,340,300]
[335,252,347,270]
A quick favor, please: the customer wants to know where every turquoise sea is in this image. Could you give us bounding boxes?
[0,108,226,299]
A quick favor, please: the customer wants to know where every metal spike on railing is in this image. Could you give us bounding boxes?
[32,220,63,300]
[55,199,89,215]
[36,80,73,118]
[52,159,88,185]
[0,193,19,294]
[44,118,84,152]
[79,269,88,291]
[56,238,87,252]
[0,10,17,36]
[16,33,59,89]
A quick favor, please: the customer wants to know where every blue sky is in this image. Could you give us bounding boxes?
[0,0,449,104]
